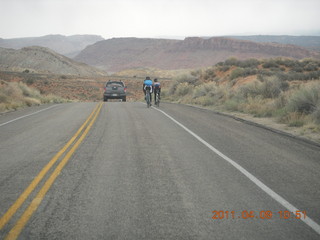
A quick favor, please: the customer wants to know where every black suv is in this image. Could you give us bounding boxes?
[103,81,127,102]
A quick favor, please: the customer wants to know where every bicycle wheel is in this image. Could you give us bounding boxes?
[156,93,160,107]
[146,92,150,107]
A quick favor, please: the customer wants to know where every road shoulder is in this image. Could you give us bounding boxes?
[164,102,320,148]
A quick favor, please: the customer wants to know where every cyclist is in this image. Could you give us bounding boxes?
[143,77,153,104]
[153,78,161,104]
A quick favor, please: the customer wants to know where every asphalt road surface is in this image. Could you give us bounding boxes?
[0,102,319,240]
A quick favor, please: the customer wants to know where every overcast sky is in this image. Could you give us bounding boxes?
[1,0,319,39]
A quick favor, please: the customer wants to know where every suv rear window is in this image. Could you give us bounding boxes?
[106,81,124,87]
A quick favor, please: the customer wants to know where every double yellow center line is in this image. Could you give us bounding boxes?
[0,102,103,240]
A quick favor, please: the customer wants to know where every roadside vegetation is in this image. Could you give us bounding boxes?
[163,58,320,138]
[0,80,68,113]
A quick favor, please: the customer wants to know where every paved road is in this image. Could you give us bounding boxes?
[0,102,319,239]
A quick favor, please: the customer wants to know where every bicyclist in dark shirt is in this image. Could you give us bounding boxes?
[153,78,161,104]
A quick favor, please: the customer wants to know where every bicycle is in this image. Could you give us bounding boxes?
[145,91,151,108]
[155,91,160,107]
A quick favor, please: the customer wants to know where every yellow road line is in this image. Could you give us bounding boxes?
[5,102,103,240]
[0,103,100,230]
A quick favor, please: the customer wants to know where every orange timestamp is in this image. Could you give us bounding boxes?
[212,210,307,220]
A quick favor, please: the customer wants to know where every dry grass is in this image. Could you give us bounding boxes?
[163,58,320,138]
[0,80,67,112]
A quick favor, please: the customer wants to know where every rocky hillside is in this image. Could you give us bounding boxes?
[74,37,320,72]
[0,34,104,57]
[0,46,106,76]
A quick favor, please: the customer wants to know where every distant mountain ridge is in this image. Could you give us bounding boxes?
[224,35,320,51]
[74,37,320,72]
[0,46,106,76]
[0,34,104,57]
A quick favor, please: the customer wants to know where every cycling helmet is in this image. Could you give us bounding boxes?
[154,78,158,82]
[146,76,151,80]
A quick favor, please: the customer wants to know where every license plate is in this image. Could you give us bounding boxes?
[112,94,118,96]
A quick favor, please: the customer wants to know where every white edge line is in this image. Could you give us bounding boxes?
[153,106,320,235]
[0,105,59,127]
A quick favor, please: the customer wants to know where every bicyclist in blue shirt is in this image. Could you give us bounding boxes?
[143,76,153,104]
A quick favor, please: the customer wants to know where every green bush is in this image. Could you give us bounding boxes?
[175,82,192,96]
[193,82,216,98]
[219,66,230,72]
[312,106,320,123]
[175,73,198,84]
[190,69,201,77]
[203,68,216,80]
[287,83,320,114]
[230,68,245,80]
[224,99,239,111]
[262,60,279,69]
[0,94,8,103]
[168,80,179,95]
[239,77,283,99]
[239,59,260,68]
[225,57,240,66]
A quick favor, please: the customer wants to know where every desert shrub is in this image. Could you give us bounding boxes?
[25,97,41,106]
[175,73,198,84]
[281,112,306,127]
[280,59,298,68]
[24,78,35,85]
[307,71,320,80]
[273,94,287,110]
[260,78,284,98]
[219,66,230,72]
[1,82,23,99]
[203,68,216,80]
[160,89,168,97]
[175,82,192,96]
[230,67,257,79]
[224,99,240,111]
[258,69,275,76]
[41,94,67,104]
[193,82,216,98]
[230,68,245,80]
[168,80,179,95]
[312,106,320,123]
[225,57,240,66]
[18,82,40,98]
[262,60,279,69]
[287,83,320,114]
[0,93,8,103]
[237,97,274,117]
[291,65,304,73]
[238,59,260,68]
[276,71,320,81]
[0,81,67,112]
[190,69,201,77]
[192,96,215,106]
[239,77,283,99]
